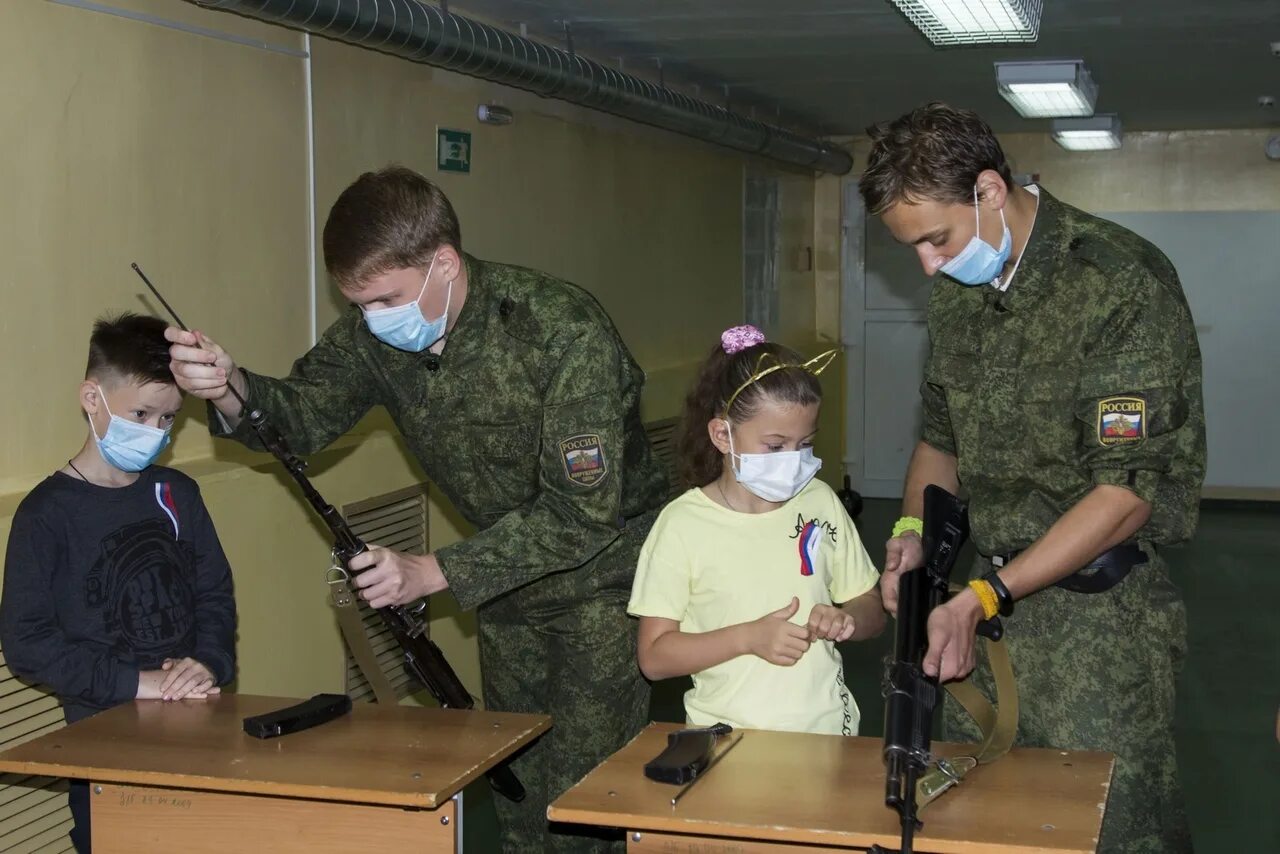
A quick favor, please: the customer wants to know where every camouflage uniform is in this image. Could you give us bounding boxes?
[921,189,1204,853]
[214,255,670,852]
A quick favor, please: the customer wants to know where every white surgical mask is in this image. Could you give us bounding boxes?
[725,420,822,503]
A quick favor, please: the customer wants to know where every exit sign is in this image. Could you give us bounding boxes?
[437,128,471,174]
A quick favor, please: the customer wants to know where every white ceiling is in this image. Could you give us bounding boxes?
[451,0,1280,135]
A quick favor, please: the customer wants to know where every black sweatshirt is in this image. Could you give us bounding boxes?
[1,467,236,723]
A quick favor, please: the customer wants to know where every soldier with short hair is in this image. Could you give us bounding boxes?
[167,165,669,852]
[860,103,1204,853]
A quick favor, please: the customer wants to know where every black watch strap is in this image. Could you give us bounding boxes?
[983,570,1015,617]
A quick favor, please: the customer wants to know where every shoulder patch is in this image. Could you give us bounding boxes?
[559,434,608,487]
[1097,396,1146,445]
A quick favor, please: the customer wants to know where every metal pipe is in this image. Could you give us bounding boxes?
[188,0,852,174]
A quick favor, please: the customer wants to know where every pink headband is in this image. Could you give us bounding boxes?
[720,324,766,354]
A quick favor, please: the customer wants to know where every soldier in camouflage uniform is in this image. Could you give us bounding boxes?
[859,104,1204,853]
[167,166,670,852]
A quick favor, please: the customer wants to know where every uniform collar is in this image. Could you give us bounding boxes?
[433,253,489,369]
[992,187,1070,314]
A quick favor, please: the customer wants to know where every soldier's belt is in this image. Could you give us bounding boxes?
[990,542,1149,594]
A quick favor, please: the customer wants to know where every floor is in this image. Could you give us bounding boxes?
[463,498,1280,851]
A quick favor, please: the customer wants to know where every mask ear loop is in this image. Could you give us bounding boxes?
[722,417,739,475]
[89,384,113,442]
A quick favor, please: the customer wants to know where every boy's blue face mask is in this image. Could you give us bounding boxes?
[939,185,1011,287]
[361,254,452,352]
[92,386,171,472]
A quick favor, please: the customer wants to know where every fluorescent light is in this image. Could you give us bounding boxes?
[889,0,1042,46]
[1052,115,1122,151]
[996,60,1098,118]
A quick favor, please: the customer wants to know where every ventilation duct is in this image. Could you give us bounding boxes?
[189,0,853,175]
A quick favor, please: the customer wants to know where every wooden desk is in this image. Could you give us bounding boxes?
[549,723,1113,854]
[0,694,549,853]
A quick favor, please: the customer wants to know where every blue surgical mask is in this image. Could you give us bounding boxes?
[91,386,171,472]
[362,255,452,352]
[939,185,1012,287]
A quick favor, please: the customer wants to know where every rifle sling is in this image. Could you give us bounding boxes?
[916,633,1019,808]
[328,565,400,707]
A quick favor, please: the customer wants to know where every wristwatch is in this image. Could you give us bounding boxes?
[982,571,1015,617]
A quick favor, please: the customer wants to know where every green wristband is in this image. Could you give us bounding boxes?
[891,516,923,538]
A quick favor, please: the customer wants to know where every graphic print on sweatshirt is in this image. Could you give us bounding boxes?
[83,517,196,656]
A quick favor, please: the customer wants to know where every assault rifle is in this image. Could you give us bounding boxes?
[876,484,1003,853]
[133,263,525,802]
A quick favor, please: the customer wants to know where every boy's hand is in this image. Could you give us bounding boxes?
[745,597,811,666]
[136,669,165,700]
[164,327,243,405]
[158,658,219,701]
[806,603,856,642]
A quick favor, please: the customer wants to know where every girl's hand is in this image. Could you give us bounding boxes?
[746,597,811,666]
[806,603,856,642]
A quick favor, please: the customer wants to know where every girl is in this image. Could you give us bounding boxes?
[629,325,885,735]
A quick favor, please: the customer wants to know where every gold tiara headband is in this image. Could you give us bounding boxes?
[724,348,839,413]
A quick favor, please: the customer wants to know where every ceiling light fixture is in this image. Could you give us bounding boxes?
[1051,115,1122,151]
[996,59,1098,118]
[889,0,1042,46]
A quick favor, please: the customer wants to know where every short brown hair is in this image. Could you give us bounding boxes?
[859,102,1014,215]
[86,312,174,387]
[322,166,462,289]
[676,340,823,488]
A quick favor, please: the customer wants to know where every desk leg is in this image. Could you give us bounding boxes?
[92,782,457,852]
[454,789,464,853]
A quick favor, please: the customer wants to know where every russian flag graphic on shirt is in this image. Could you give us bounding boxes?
[155,482,180,539]
[798,521,821,576]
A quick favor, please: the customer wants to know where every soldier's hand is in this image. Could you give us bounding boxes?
[881,531,924,616]
[806,603,856,642]
[922,592,982,682]
[165,327,243,404]
[349,547,449,609]
[746,597,811,666]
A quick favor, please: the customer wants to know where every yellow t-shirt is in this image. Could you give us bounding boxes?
[628,479,879,735]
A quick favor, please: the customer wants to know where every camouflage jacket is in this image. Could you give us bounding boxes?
[921,188,1206,555]
[214,255,670,611]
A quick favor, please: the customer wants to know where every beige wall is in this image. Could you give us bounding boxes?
[839,128,1280,216]
[999,130,1280,212]
[0,0,827,711]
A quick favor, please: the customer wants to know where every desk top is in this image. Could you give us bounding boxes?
[549,723,1113,854]
[0,694,549,809]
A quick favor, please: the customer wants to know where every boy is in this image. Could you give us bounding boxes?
[1,312,237,852]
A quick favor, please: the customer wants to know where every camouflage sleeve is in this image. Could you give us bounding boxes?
[434,324,628,610]
[1075,270,1204,506]
[209,315,378,457]
[919,351,959,455]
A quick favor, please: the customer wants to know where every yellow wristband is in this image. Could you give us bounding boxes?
[891,516,923,538]
[968,579,1000,621]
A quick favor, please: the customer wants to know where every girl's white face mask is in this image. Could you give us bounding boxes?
[725,420,822,503]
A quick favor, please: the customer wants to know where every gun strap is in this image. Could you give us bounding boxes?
[917,634,1019,808]
[328,563,400,706]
